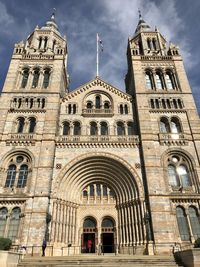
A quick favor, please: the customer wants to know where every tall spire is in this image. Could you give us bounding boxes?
[135,10,151,34]
[45,8,58,31]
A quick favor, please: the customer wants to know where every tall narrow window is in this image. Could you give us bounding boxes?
[147,38,151,50]
[32,69,40,88]
[160,118,170,133]
[17,117,25,133]
[52,40,56,52]
[171,118,181,133]
[90,122,98,135]
[117,122,125,136]
[95,96,101,109]
[73,121,81,135]
[145,72,153,89]
[101,122,108,135]
[166,72,173,89]
[0,208,8,237]
[168,165,179,186]
[38,37,42,49]
[44,37,48,49]
[152,38,157,50]
[43,69,50,88]
[8,207,21,241]
[120,104,123,114]
[189,206,200,239]
[29,117,36,133]
[155,72,164,89]
[103,185,108,196]
[124,105,128,114]
[68,104,72,114]
[176,206,190,241]
[90,185,94,196]
[178,165,191,187]
[21,69,29,88]
[73,104,76,114]
[96,184,101,196]
[17,165,28,188]
[127,122,134,135]
[63,122,70,135]
[5,165,16,188]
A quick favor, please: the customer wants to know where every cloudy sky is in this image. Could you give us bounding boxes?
[0,0,200,110]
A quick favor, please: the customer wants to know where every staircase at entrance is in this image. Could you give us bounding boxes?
[17,255,183,267]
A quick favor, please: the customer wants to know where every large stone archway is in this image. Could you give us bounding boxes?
[50,153,146,254]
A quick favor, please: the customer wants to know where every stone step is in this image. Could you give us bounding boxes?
[17,255,182,267]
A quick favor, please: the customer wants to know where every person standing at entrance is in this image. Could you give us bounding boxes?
[87,239,92,253]
[42,239,47,256]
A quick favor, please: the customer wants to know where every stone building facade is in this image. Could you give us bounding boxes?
[0,13,200,255]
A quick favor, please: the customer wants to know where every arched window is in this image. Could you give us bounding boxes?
[44,37,48,49]
[32,69,40,88]
[176,206,190,241]
[160,117,170,133]
[104,102,110,109]
[83,218,96,228]
[8,207,21,241]
[0,208,8,237]
[147,38,151,50]
[145,72,153,89]
[120,104,123,114]
[167,155,192,189]
[100,122,108,135]
[63,122,70,135]
[189,206,200,239]
[43,69,50,88]
[5,165,16,188]
[68,104,72,114]
[52,40,56,52]
[124,104,128,114]
[21,69,29,88]
[127,122,134,135]
[102,218,114,228]
[96,184,101,196]
[90,185,94,196]
[38,37,42,49]
[155,72,164,89]
[95,96,101,109]
[152,38,157,50]
[17,117,25,133]
[117,122,125,136]
[168,165,179,186]
[87,102,92,109]
[166,72,174,89]
[73,104,76,114]
[90,122,98,135]
[17,165,28,188]
[29,117,36,133]
[73,121,81,135]
[171,117,181,133]
[103,185,108,196]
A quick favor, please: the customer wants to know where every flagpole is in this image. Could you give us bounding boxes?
[96,33,99,77]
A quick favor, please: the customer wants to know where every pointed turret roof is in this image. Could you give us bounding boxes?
[41,10,59,32]
[134,10,151,34]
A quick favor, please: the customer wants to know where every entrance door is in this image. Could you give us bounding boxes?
[82,217,97,253]
[101,217,115,253]
[102,233,114,253]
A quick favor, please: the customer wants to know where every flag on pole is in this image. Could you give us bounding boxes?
[97,33,103,52]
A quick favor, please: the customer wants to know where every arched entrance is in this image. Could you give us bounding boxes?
[51,153,146,254]
[101,217,115,253]
[82,217,96,253]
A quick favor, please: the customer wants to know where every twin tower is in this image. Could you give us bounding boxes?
[0,12,200,255]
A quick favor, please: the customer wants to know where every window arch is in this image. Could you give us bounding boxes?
[5,165,16,188]
[17,117,25,133]
[28,117,36,133]
[90,122,98,135]
[160,117,170,133]
[63,121,70,135]
[165,71,174,89]
[167,155,192,189]
[21,69,29,88]
[188,206,200,239]
[117,122,125,136]
[155,71,164,89]
[32,69,40,88]
[8,207,21,241]
[171,117,182,133]
[43,69,50,88]
[176,206,190,241]
[17,165,28,188]
[95,95,101,109]
[145,71,154,90]
[83,217,96,228]
[0,208,8,237]
[127,122,134,135]
[102,218,114,228]
[100,122,108,135]
[73,121,81,135]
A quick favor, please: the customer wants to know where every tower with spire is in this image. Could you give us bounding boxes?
[126,12,200,252]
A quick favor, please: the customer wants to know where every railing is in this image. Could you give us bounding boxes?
[56,135,139,144]
[7,133,36,140]
[82,109,113,116]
